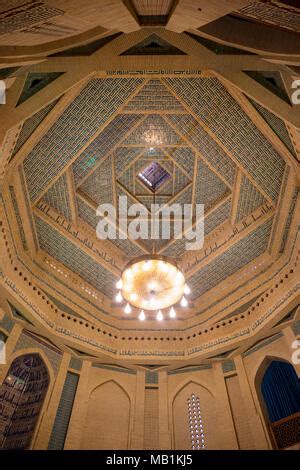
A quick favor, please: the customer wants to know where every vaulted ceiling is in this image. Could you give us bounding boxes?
[0,0,299,364]
[6,65,298,309]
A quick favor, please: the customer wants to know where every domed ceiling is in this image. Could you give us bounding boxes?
[0,0,299,367]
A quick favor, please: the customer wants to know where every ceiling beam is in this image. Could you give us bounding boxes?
[65,168,78,226]
[162,111,233,190]
[0,29,154,143]
[230,169,243,226]
[158,192,231,255]
[163,80,274,204]
[268,168,297,257]
[33,202,125,276]
[216,69,300,128]
[7,79,90,172]
[31,88,147,206]
[77,189,148,255]
[76,90,149,189]
[182,202,275,276]
[285,124,300,163]
[218,76,299,173]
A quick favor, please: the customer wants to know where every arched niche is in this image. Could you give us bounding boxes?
[81,380,131,450]
[0,352,50,449]
[172,381,217,450]
[255,356,300,449]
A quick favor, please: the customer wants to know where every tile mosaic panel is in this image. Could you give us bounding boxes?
[188,218,273,299]
[79,156,114,206]
[236,175,266,222]
[166,114,236,186]
[194,160,229,210]
[124,79,185,111]
[166,78,285,200]
[23,78,143,201]
[43,174,72,220]
[35,216,117,296]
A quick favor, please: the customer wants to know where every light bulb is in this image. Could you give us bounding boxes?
[116,291,122,303]
[125,268,133,279]
[139,310,146,321]
[159,261,169,272]
[156,310,163,321]
[124,303,131,314]
[175,271,181,283]
[169,307,176,318]
[143,260,151,271]
[184,284,191,295]
[180,296,188,307]
[132,263,139,273]
[130,293,137,302]
[116,279,122,289]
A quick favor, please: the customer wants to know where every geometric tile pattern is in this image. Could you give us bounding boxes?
[238,2,300,33]
[76,196,99,228]
[248,97,297,159]
[236,176,266,223]
[115,147,144,176]
[221,360,236,373]
[124,79,185,111]
[173,165,190,194]
[79,156,114,206]
[17,73,290,304]
[47,372,79,450]
[165,78,286,200]
[161,198,231,258]
[77,196,144,257]
[188,217,273,299]
[0,3,64,36]
[118,165,136,194]
[69,357,82,371]
[0,313,14,334]
[166,147,195,178]
[194,160,229,210]
[35,216,117,296]
[11,99,60,159]
[23,78,143,201]
[166,114,236,186]
[123,114,181,145]
[73,113,142,186]
[43,174,72,220]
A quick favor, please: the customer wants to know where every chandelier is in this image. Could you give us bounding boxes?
[115,255,190,321]
[143,124,165,146]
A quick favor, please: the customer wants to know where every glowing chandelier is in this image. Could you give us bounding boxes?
[115,255,190,321]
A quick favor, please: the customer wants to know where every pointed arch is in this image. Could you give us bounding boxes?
[81,379,131,450]
[172,380,218,450]
[0,352,50,449]
[254,355,300,449]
